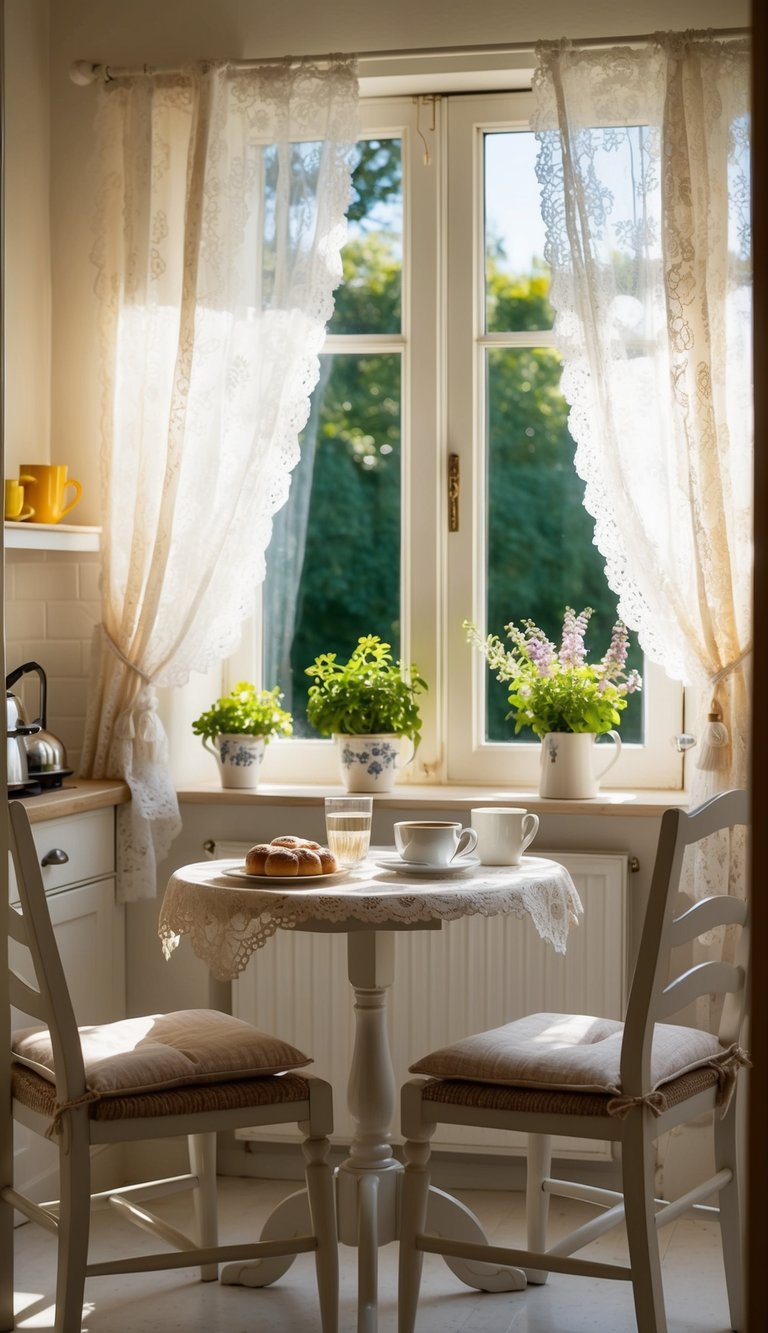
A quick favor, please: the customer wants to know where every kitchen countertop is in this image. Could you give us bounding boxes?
[9,778,130,823]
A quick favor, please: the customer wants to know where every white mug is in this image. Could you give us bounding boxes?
[470,807,539,866]
[394,820,478,866]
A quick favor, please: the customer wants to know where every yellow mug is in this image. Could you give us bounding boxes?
[4,479,35,521]
[20,464,82,525]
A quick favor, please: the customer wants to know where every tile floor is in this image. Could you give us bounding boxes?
[11,1176,735,1332]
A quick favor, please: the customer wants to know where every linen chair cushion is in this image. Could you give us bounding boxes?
[409,1011,726,1096]
[12,1008,311,1097]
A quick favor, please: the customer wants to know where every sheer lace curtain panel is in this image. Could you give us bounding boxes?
[532,33,752,921]
[80,59,360,901]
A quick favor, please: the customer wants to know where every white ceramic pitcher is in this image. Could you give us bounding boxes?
[538,730,621,800]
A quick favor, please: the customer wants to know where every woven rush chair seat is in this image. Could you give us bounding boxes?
[1,801,339,1333]
[418,1064,724,1119]
[398,790,750,1333]
[11,1062,314,1122]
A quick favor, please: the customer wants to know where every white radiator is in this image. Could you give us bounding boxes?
[221,849,628,1160]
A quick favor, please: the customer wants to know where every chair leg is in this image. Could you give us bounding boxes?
[0,1185,14,1332]
[525,1132,552,1285]
[398,1136,432,1333]
[303,1134,339,1333]
[622,1116,667,1333]
[714,1099,744,1331]
[55,1114,92,1333]
[189,1132,219,1282]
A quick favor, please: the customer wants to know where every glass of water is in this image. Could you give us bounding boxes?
[324,796,373,868]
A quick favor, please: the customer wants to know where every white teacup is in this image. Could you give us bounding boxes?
[394,820,478,866]
[471,807,539,866]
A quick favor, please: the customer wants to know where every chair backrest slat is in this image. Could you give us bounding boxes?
[7,802,87,1103]
[670,893,748,948]
[656,960,745,1021]
[8,901,29,946]
[620,789,749,1098]
[9,968,48,1023]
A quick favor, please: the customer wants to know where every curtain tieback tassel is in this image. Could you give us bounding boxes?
[696,695,731,772]
[696,645,751,773]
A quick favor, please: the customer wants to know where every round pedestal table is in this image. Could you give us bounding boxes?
[159,852,582,1333]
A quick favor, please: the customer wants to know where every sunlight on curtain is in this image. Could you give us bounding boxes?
[81,59,359,899]
[533,31,751,855]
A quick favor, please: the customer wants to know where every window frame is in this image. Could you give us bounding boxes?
[234,96,443,787]
[228,89,684,791]
[444,92,683,789]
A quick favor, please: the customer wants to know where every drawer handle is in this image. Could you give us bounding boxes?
[41,848,69,867]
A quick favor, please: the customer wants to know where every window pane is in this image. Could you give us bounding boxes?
[263,352,402,736]
[485,346,642,743]
[328,138,403,335]
[485,132,553,334]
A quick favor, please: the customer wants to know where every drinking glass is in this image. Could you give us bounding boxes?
[324,796,373,867]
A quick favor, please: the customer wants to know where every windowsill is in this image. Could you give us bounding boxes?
[175,782,690,817]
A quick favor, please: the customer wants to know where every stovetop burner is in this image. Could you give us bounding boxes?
[7,768,73,799]
[8,780,44,798]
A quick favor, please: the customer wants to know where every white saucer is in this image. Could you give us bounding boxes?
[220,864,351,888]
[374,854,481,878]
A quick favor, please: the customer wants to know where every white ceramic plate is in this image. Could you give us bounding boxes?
[374,854,481,878]
[219,864,351,888]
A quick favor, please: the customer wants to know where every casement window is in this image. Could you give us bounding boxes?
[229,92,684,788]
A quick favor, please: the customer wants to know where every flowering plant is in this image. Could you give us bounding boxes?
[464,607,642,739]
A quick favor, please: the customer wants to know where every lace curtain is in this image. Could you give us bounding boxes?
[532,34,752,922]
[80,59,359,900]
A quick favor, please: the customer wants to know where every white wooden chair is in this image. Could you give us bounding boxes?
[398,789,750,1333]
[0,799,338,1333]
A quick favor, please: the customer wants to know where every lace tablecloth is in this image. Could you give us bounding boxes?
[159,853,583,981]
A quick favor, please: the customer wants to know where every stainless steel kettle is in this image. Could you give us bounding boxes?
[6,687,40,786]
[5,661,68,779]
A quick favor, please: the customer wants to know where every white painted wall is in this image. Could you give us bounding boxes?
[3,0,51,478]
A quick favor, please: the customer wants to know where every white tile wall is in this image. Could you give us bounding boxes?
[4,550,101,774]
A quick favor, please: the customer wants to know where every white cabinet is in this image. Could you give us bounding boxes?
[9,805,124,1202]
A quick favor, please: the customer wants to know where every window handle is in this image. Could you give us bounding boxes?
[41,848,69,867]
[448,453,460,532]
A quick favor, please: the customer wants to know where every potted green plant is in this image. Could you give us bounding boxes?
[192,682,292,790]
[465,608,642,799]
[304,635,428,792]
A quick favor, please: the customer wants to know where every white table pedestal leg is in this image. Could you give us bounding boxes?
[336,930,401,1333]
[425,1185,528,1292]
[219,1187,310,1287]
[221,924,526,1308]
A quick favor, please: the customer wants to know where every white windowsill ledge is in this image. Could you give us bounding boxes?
[175,783,690,818]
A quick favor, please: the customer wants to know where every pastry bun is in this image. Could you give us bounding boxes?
[244,836,339,877]
[294,847,323,875]
[244,843,273,875]
[264,848,299,876]
[317,847,338,874]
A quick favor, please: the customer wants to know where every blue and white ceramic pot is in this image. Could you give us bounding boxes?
[203,733,266,789]
[333,732,411,793]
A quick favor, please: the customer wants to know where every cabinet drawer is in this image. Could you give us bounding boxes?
[9,809,116,901]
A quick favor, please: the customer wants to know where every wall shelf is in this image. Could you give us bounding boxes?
[4,521,101,552]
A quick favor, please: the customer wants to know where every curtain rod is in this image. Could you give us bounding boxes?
[69,26,750,84]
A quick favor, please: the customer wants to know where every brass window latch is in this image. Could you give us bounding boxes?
[448,453,460,532]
